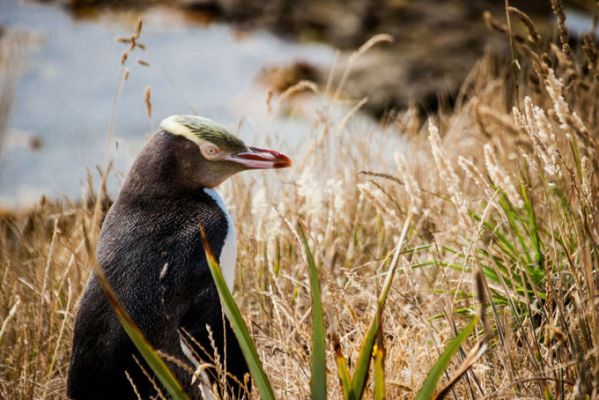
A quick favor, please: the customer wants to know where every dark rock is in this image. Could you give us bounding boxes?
[36,0,596,115]
[198,0,560,115]
[258,61,321,94]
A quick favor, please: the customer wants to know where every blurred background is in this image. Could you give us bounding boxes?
[0,0,596,207]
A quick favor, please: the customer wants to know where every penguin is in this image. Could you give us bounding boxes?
[67,115,292,399]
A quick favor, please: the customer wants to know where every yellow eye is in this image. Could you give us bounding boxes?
[201,144,221,159]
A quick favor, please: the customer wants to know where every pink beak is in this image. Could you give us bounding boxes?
[226,146,292,169]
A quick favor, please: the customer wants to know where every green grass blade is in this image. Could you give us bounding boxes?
[94,266,190,400]
[471,212,518,261]
[520,180,543,269]
[373,328,386,400]
[201,230,276,400]
[333,335,354,400]
[351,312,380,398]
[415,317,478,400]
[500,195,533,266]
[298,225,327,400]
[351,213,412,398]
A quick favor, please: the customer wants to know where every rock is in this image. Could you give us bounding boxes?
[36,0,596,115]
[202,0,559,115]
[258,61,321,94]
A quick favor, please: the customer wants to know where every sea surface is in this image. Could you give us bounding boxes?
[0,0,334,207]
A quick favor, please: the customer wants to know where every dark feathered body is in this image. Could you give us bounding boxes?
[67,131,248,399]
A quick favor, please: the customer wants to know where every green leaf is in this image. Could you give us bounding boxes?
[373,328,386,400]
[351,214,412,398]
[471,212,518,261]
[500,193,533,266]
[333,336,354,400]
[520,180,544,270]
[544,385,555,400]
[202,230,276,400]
[298,225,327,400]
[94,266,190,400]
[415,317,478,400]
[351,311,381,398]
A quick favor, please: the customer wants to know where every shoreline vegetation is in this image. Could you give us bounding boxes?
[1,1,598,399]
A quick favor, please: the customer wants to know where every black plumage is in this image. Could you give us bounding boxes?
[67,131,248,399]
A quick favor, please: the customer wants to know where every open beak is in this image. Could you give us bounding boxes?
[226,146,292,169]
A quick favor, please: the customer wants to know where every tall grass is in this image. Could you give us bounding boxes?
[0,2,598,398]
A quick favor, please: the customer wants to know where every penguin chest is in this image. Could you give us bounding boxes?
[203,188,237,290]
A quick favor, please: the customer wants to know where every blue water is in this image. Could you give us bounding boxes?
[0,0,333,207]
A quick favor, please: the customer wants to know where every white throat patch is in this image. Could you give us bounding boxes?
[203,188,237,290]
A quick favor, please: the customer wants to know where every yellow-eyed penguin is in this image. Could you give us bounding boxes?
[67,115,291,399]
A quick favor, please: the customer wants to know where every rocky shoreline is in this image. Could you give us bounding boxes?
[36,0,598,115]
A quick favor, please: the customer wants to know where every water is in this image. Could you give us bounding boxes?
[565,8,599,39]
[0,0,334,207]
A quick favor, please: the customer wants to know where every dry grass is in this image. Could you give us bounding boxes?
[1,4,598,399]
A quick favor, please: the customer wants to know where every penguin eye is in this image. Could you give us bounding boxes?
[201,144,222,160]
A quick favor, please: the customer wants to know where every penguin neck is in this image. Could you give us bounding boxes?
[120,132,202,200]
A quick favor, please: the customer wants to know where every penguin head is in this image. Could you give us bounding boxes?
[159,115,292,188]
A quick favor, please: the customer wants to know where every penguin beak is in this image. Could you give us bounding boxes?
[226,146,292,169]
